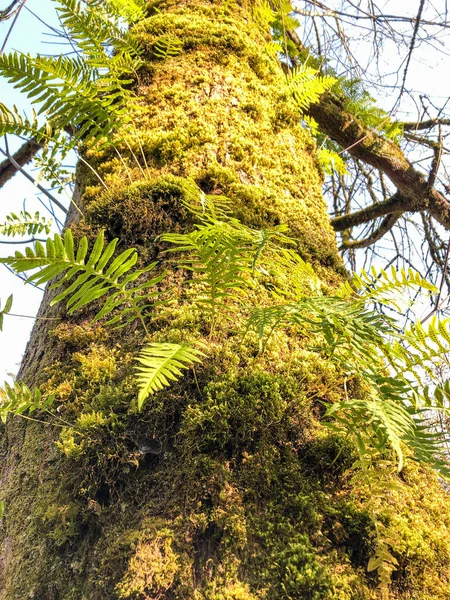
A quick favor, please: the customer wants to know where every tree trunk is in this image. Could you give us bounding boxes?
[1,1,450,598]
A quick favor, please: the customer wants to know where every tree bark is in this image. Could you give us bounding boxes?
[1,2,450,599]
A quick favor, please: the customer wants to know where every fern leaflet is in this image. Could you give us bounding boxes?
[0,295,12,332]
[0,381,55,423]
[287,65,336,112]
[135,343,205,409]
[0,211,52,238]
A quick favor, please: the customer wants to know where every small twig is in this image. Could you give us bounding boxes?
[421,236,450,324]
[5,312,61,320]
[0,0,26,54]
[0,144,68,214]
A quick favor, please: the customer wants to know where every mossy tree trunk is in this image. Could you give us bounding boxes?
[1,1,450,599]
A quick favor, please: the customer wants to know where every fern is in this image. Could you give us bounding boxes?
[56,0,143,61]
[0,103,55,144]
[246,272,450,476]
[264,40,283,58]
[0,381,55,423]
[162,220,253,316]
[153,35,183,60]
[317,146,348,176]
[87,0,146,24]
[388,317,450,383]
[0,230,164,326]
[0,53,129,144]
[0,295,12,332]
[161,195,291,318]
[286,65,336,112]
[253,0,276,30]
[349,265,437,306]
[0,211,52,238]
[325,390,414,472]
[0,0,142,149]
[337,77,403,141]
[267,248,323,300]
[135,343,205,409]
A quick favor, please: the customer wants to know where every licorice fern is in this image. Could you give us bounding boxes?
[0,295,12,332]
[286,64,336,112]
[345,265,437,307]
[135,343,205,409]
[87,0,147,24]
[153,35,183,59]
[161,197,291,320]
[0,230,164,326]
[56,0,143,61]
[0,211,52,238]
[0,0,142,150]
[0,103,54,145]
[245,264,450,476]
[0,381,55,423]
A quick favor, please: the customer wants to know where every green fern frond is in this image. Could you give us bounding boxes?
[56,0,143,62]
[0,381,55,423]
[247,297,389,364]
[0,0,142,148]
[0,102,54,143]
[87,0,146,23]
[267,248,323,300]
[253,0,276,30]
[0,295,12,332]
[287,65,336,112]
[388,317,450,382]
[162,220,253,312]
[244,304,295,351]
[135,343,205,409]
[325,390,414,471]
[317,146,348,175]
[264,40,283,57]
[178,179,232,220]
[153,35,183,59]
[162,188,298,314]
[0,231,164,324]
[349,265,437,309]
[337,78,403,141]
[0,211,52,238]
[0,53,124,143]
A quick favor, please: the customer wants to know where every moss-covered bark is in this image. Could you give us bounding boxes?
[2,1,450,598]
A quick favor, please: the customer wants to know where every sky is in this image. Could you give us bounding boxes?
[0,0,68,380]
[0,0,450,381]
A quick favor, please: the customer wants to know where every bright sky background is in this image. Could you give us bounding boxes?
[0,0,67,380]
[0,0,450,381]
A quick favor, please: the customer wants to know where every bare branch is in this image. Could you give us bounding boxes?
[396,0,426,103]
[0,138,42,189]
[0,146,68,214]
[297,0,450,30]
[339,212,403,250]
[402,118,450,131]
[331,191,407,231]
[0,0,21,22]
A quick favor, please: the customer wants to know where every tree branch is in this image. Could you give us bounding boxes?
[0,137,42,189]
[339,211,403,250]
[304,91,450,228]
[285,26,450,234]
[331,191,407,231]
[402,118,450,131]
[0,0,21,21]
